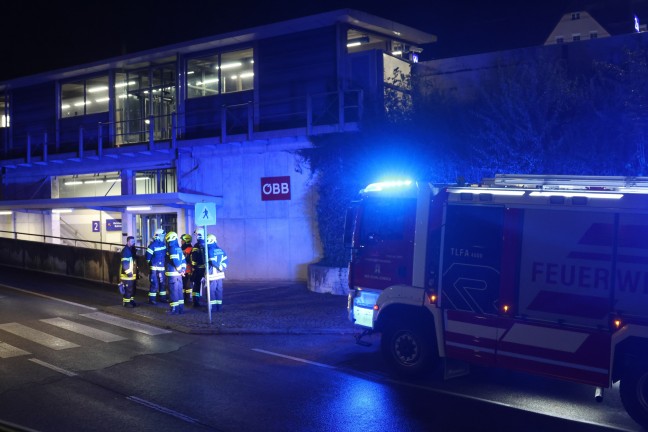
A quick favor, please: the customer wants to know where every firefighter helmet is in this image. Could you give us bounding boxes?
[194,228,205,240]
[154,228,165,239]
[207,234,217,244]
[181,234,192,243]
[165,231,178,243]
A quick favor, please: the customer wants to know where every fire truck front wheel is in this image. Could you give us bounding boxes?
[620,365,648,428]
[381,319,438,377]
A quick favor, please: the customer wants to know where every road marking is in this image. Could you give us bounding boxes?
[0,341,30,358]
[0,323,79,350]
[0,284,96,310]
[40,317,126,342]
[126,396,199,424]
[81,312,171,335]
[29,358,77,376]
[252,348,336,369]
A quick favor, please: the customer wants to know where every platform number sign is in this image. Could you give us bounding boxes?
[92,221,100,232]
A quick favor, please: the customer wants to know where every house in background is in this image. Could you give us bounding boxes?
[545,10,612,45]
[0,9,435,282]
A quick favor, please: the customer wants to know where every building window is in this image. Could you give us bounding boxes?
[572,34,581,41]
[0,93,9,128]
[187,48,254,98]
[590,31,598,39]
[61,76,109,118]
[135,168,177,194]
[556,36,564,44]
[57,172,122,198]
[571,12,580,20]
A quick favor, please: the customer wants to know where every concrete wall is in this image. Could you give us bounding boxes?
[178,137,321,281]
[0,237,147,284]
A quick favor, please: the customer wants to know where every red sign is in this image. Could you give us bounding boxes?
[261,176,291,201]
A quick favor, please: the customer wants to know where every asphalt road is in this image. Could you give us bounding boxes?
[0,270,641,431]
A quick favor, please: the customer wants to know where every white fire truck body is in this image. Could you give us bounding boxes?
[346,175,648,427]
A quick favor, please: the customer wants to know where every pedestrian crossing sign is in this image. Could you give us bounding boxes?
[194,202,216,226]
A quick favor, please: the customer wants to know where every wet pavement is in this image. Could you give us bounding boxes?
[102,282,357,335]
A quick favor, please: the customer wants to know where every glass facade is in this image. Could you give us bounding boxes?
[187,48,254,98]
[61,76,109,118]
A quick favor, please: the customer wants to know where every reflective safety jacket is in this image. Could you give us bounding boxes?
[190,240,206,270]
[165,242,186,277]
[206,243,228,281]
[120,245,136,281]
[145,239,166,271]
[182,242,193,274]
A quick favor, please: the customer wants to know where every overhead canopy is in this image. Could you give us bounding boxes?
[0,193,222,212]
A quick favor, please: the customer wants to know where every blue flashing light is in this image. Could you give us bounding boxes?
[364,180,413,192]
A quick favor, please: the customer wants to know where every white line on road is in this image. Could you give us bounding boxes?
[126,396,200,424]
[252,348,336,369]
[41,317,126,342]
[0,323,80,350]
[0,341,30,358]
[81,312,171,335]
[0,284,96,310]
[29,358,77,376]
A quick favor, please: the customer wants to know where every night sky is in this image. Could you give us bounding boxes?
[2,0,648,82]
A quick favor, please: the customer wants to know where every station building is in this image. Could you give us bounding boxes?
[0,9,435,281]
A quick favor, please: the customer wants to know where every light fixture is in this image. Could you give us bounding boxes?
[52,209,73,214]
[219,62,242,70]
[0,211,12,215]
[135,177,150,181]
[391,50,403,56]
[95,97,110,103]
[64,181,83,185]
[126,206,151,211]
[88,86,108,93]
[449,189,526,196]
[84,179,104,184]
[105,178,122,183]
[346,36,369,48]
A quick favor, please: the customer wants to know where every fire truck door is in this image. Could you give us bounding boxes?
[353,196,417,289]
[441,204,505,367]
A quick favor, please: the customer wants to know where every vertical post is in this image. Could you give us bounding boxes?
[43,131,48,162]
[339,89,345,130]
[247,102,253,140]
[148,116,155,151]
[79,127,84,159]
[220,106,226,143]
[26,134,31,164]
[171,112,177,149]
[98,123,103,158]
[204,224,212,324]
[306,94,313,135]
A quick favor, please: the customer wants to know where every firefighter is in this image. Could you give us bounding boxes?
[190,228,206,308]
[181,233,193,304]
[145,228,167,304]
[164,231,186,315]
[206,233,228,313]
[120,236,137,307]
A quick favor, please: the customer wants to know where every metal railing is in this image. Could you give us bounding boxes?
[2,89,363,162]
[0,230,142,253]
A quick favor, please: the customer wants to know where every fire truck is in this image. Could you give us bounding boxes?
[345,174,648,427]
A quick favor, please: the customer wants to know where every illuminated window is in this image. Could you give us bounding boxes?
[0,93,9,128]
[187,48,254,98]
[61,76,109,118]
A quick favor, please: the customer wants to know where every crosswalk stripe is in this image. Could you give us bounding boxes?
[0,323,79,350]
[40,318,126,343]
[0,341,30,358]
[80,312,171,335]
